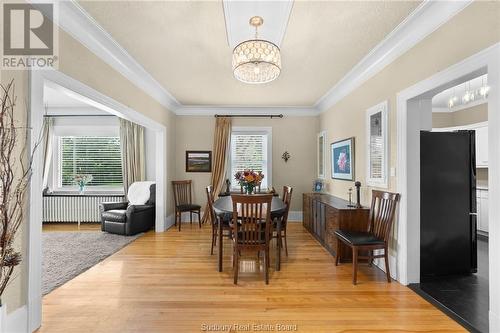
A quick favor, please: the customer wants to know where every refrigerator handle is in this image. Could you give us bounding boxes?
[469,212,478,216]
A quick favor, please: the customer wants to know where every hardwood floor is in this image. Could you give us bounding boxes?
[42,222,102,232]
[38,223,465,333]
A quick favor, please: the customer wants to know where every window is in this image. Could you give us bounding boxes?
[57,136,123,190]
[317,131,326,179]
[229,127,272,190]
[366,101,388,187]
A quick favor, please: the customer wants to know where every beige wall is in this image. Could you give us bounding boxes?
[319,1,499,253]
[320,1,499,204]
[1,28,176,313]
[0,70,29,314]
[432,103,488,128]
[175,116,318,211]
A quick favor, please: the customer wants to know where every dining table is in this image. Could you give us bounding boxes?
[212,195,286,273]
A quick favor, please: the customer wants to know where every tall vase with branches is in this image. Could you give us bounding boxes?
[0,80,41,313]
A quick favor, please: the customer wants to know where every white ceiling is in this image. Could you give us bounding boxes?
[44,85,88,107]
[43,84,110,115]
[432,74,489,111]
[223,0,293,48]
[77,1,421,107]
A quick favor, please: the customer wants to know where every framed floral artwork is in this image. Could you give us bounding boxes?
[331,137,355,181]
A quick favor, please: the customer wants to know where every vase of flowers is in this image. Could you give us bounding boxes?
[234,170,264,194]
[74,174,93,194]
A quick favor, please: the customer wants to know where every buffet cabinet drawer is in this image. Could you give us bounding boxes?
[302,193,370,262]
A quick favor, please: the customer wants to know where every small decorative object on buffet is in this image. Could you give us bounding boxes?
[74,174,93,194]
[281,151,291,163]
[313,179,324,193]
[348,188,354,207]
[354,181,362,208]
[234,170,264,194]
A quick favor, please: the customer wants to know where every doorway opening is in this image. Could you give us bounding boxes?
[28,69,167,332]
[413,72,490,333]
[395,43,499,333]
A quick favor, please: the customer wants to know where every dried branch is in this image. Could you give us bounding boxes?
[0,79,42,299]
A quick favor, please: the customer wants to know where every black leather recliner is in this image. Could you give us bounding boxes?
[99,183,156,236]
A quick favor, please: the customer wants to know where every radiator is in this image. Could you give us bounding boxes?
[43,195,125,223]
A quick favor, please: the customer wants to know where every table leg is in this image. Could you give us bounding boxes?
[276,219,281,271]
[218,217,223,272]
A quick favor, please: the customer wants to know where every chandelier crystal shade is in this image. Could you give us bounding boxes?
[232,16,281,84]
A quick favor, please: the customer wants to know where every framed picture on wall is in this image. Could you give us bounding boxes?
[317,131,326,179]
[366,101,389,187]
[331,137,355,181]
[185,151,212,172]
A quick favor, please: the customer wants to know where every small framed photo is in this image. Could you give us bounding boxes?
[331,137,355,181]
[185,151,212,172]
[313,179,324,192]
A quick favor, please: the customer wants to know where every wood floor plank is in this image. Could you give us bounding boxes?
[38,223,465,333]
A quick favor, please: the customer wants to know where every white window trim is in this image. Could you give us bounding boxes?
[366,101,389,188]
[51,136,124,194]
[228,126,272,190]
[317,131,326,179]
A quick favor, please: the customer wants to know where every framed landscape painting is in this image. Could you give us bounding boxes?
[186,151,212,172]
[331,138,355,181]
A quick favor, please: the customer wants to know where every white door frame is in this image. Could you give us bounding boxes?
[396,43,500,329]
[28,68,168,332]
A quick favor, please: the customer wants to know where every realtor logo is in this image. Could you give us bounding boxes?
[2,3,58,69]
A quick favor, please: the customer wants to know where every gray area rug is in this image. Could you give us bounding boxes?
[42,231,141,295]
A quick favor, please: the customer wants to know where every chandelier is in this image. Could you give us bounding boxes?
[232,16,281,84]
[448,75,490,109]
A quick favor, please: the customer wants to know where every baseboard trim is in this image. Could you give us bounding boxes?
[373,251,398,281]
[6,305,27,333]
[166,211,303,224]
[165,214,175,230]
[288,211,303,222]
[490,310,500,333]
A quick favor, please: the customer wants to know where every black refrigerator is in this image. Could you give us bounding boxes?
[420,130,477,281]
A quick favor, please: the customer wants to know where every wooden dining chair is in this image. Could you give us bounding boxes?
[206,185,232,255]
[334,190,400,285]
[231,194,273,284]
[172,180,201,231]
[272,186,293,256]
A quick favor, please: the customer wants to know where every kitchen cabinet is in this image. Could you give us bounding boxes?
[475,126,488,168]
[477,188,489,233]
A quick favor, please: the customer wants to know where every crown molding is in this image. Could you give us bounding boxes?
[176,106,319,117]
[33,0,180,111]
[315,0,473,113]
[32,0,472,117]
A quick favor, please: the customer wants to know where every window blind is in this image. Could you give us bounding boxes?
[230,134,268,188]
[369,112,384,179]
[60,136,123,187]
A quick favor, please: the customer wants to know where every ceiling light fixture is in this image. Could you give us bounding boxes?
[232,16,281,84]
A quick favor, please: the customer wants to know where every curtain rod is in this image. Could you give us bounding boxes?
[214,114,283,119]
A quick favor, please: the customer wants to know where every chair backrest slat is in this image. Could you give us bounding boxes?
[368,190,401,242]
[172,180,193,207]
[281,186,293,225]
[231,194,273,246]
[205,185,216,226]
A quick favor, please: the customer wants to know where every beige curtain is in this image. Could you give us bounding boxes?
[119,118,145,195]
[42,117,54,190]
[202,117,232,223]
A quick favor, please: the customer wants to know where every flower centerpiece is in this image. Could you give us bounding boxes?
[74,174,93,194]
[234,169,264,194]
